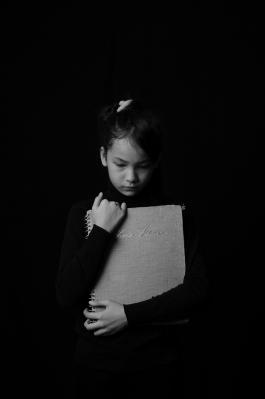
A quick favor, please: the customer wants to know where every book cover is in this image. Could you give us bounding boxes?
[85,205,186,306]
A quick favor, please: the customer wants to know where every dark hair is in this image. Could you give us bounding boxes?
[97,99,164,163]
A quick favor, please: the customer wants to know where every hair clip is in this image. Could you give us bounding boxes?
[117,99,133,113]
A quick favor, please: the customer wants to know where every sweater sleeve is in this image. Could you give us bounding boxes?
[123,210,209,325]
[56,202,112,308]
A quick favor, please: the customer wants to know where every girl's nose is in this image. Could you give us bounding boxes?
[126,168,138,184]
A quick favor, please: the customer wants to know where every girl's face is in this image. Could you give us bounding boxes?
[100,137,157,197]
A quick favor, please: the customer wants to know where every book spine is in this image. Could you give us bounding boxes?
[84,209,93,238]
[84,210,96,321]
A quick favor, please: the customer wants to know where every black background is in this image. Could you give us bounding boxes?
[3,4,264,398]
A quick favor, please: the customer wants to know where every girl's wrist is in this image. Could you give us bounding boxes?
[93,223,111,234]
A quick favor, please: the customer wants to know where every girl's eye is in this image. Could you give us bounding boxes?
[139,163,151,169]
[115,163,151,169]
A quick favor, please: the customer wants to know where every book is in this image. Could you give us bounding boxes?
[85,205,186,314]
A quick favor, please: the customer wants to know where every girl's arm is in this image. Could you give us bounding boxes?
[82,206,208,335]
[56,201,112,308]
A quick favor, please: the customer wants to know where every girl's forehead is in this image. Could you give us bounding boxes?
[109,137,148,161]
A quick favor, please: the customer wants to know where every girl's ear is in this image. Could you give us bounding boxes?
[100,146,108,167]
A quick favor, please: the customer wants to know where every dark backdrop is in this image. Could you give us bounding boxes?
[3,4,264,398]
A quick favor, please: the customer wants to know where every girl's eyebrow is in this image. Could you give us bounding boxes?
[113,157,127,162]
[113,157,150,164]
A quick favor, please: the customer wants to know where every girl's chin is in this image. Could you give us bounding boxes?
[119,188,141,196]
[120,190,138,197]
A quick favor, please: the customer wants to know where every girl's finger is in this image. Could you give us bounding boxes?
[83,307,92,317]
[84,320,102,330]
[89,300,109,308]
[83,309,100,320]
[94,328,108,336]
[92,192,103,209]
[121,202,127,212]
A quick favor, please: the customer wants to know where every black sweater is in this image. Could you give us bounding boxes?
[56,183,208,371]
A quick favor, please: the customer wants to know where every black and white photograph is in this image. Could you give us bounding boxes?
[4,4,264,398]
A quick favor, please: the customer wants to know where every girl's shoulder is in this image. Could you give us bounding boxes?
[159,195,198,237]
[70,198,93,212]
[159,194,192,213]
[66,198,96,222]
[64,198,96,237]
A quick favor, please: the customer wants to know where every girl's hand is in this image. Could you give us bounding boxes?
[91,192,127,233]
[83,300,128,336]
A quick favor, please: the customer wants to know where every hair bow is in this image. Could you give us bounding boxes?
[117,99,133,113]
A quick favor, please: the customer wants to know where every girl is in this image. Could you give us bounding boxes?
[56,99,208,398]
